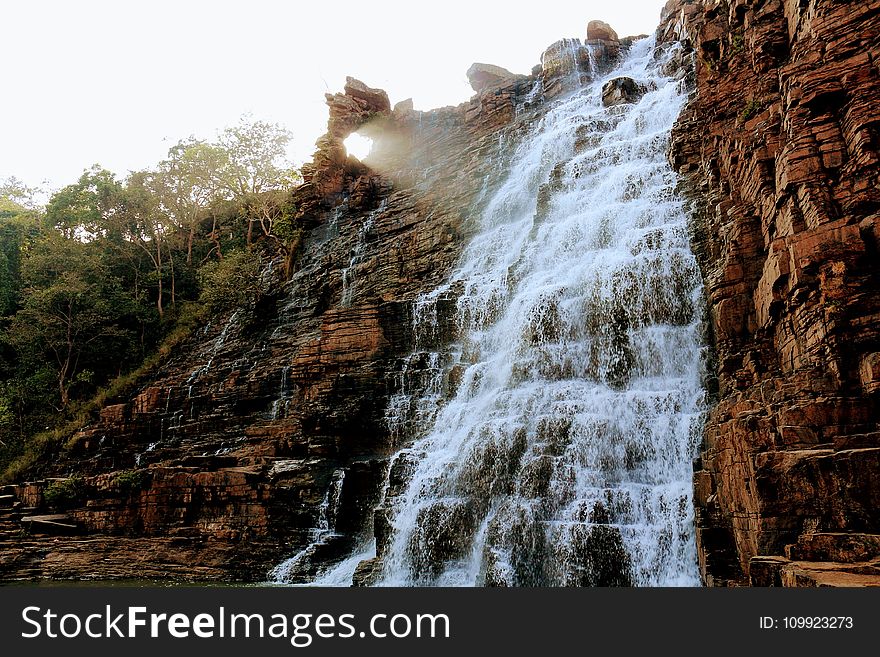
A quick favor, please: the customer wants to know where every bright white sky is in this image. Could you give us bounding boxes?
[1,0,668,193]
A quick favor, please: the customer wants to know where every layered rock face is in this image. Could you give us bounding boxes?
[0,84,511,581]
[663,0,880,585]
[0,65,544,582]
[0,21,650,584]
[4,3,877,589]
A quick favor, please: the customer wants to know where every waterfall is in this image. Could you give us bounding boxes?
[270,365,292,420]
[270,468,347,583]
[275,34,705,587]
[341,204,381,307]
[369,36,704,587]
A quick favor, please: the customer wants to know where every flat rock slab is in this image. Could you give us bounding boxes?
[20,514,74,523]
[20,515,81,535]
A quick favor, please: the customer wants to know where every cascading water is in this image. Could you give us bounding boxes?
[270,366,292,420]
[341,203,382,307]
[279,35,705,587]
[270,468,347,583]
[367,36,705,587]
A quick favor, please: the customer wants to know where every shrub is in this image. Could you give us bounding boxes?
[740,98,763,122]
[113,469,148,496]
[730,33,744,55]
[198,249,262,313]
[43,476,84,510]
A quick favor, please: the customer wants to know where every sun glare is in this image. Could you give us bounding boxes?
[344,133,373,161]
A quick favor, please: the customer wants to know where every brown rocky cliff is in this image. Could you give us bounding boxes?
[663,0,880,585]
[7,3,876,589]
[0,65,541,581]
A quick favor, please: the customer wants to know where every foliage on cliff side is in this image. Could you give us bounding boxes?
[0,117,304,480]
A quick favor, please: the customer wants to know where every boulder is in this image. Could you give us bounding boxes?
[466,62,518,93]
[584,21,623,73]
[352,557,383,587]
[343,77,390,113]
[601,77,649,106]
[587,20,618,42]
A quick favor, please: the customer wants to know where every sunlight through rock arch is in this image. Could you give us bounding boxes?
[344,133,373,161]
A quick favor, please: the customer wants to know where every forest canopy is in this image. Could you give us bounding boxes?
[0,117,301,479]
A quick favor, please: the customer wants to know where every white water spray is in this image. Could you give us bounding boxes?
[370,38,704,587]
[270,468,347,583]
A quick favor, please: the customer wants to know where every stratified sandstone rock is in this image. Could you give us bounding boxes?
[859,353,880,394]
[585,19,623,72]
[663,0,880,586]
[537,20,627,101]
[535,19,626,102]
[351,557,382,587]
[393,98,414,115]
[540,38,593,100]
[343,77,390,113]
[601,77,649,106]
[586,20,618,42]
[466,63,520,93]
[0,57,541,583]
[324,77,390,140]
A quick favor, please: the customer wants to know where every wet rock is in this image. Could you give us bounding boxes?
[482,501,549,586]
[585,19,623,72]
[663,0,880,586]
[540,38,593,100]
[407,499,478,580]
[352,557,382,586]
[567,524,633,586]
[602,77,649,106]
[373,507,393,557]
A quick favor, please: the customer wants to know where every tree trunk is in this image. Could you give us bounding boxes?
[210,215,223,260]
[155,239,164,318]
[157,275,164,318]
[169,252,176,308]
[187,221,195,266]
[58,357,70,408]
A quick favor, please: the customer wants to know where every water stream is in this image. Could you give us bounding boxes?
[285,36,705,587]
[270,468,347,582]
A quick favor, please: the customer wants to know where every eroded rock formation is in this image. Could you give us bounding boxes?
[662,0,880,586]
[0,59,543,582]
[2,3,878,588]
[466,63,524,93]
[601,76,651,106]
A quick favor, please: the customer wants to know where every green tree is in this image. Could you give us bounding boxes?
[118,171,175,318]
[45,166,122,239]
[198,248,262,312]
[213,116,300,244]
[43,167,167,320]
[0,192,41,317]
[0,177,42,212]
[0,117,305,477]
[9,234,136,408]
[154,139,226,265]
